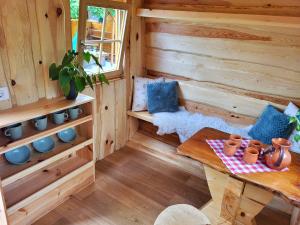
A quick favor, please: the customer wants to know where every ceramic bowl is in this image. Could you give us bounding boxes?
[5,146,31,165]
[32,136,55,153]
[57,128,77,143]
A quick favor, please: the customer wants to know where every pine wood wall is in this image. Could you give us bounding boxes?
[140,0,300,124]
[0,0,72,110]
[0,0,128,159]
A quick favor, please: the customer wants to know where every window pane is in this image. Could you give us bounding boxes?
[83,42,119,74]
[81,5,127,74]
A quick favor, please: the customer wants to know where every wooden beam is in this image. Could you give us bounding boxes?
[137,8,300,29]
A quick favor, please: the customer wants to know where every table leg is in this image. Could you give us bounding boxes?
[201,166,273,225]
[291,207,300,225]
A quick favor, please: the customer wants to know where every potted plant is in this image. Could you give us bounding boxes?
[49,50,109,100]
[289,111,300,143]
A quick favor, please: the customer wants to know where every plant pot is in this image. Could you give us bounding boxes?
[223,140,238,156]
[243,147,259,164]
[66,80,78,100]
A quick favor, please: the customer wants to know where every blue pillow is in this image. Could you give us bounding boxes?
[147,81,179,114]
[248,105,294,144]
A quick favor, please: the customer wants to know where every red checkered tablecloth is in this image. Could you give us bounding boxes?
[206,139,289,174]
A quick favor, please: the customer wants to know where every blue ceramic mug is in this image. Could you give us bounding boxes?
[4,123,23,140]
[68,106,83,120]
[53,110,69,125]
[34,116,48,131]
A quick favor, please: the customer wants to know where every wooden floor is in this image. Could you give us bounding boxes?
[34,147,291,225]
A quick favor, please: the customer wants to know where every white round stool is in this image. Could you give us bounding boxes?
[154,204,210,225]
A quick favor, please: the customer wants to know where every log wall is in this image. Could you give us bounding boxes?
[141,0,300,124]
[0,0,72,109]
[0,0,128,159]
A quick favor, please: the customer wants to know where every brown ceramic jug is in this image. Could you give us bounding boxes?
[263,138,292,170]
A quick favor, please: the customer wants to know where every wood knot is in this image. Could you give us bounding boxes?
[105,106,108,110]
[240,212,245,217]
[45,13,48,18]
[56,7,63,17]
[39,60,43,64]
[56,169,62,176]
[136,32,139,41]
[106,140,109,144]
[11,79,16,86]
[110,140,114,145]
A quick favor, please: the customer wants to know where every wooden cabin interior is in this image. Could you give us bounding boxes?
[0,0,299,225]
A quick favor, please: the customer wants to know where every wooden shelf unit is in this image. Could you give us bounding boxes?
[4,155,90,208]
[0,94,95,225]
[0,136,93,186]
[0,114,92,155]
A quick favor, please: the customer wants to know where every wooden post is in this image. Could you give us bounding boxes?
[0,179,8,225]
[99,8,107,69]
[127,0,145,139]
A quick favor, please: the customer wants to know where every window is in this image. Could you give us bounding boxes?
[77,0,130,78]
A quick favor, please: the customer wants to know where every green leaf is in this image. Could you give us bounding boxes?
[98,73,109,85]
[74,76,86,92]
[68,67,78,77]
[86,75,94,90]
[289,116,297,124]
[296,124,300,131]
[294,134,300,142]
[91,54,103,69]
[49,63,59,80]
[61,81,70,96]
[83,52,91,63]
[92,75,97,84]
[62,52,75,66]
[59,68,72,89]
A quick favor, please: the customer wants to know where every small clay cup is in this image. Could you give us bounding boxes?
[223,140,239,156]
[243,147,259,164]
[229,134,242,148]
[249,140,263,153]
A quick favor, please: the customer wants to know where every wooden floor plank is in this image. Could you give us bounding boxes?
[34,146,291,225]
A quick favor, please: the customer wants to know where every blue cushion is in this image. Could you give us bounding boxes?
[147,81,179,114]
[248,105,294,144]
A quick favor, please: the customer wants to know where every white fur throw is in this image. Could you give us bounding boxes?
[153,107,252,143]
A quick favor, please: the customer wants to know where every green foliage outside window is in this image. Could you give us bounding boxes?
[70,0,115,20]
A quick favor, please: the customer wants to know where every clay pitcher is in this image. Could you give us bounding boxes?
[263,138,292,170]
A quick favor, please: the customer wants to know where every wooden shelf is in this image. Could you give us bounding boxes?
[127,111,153,123]
[0,93,95,224]
[0,114,92,155]
[0,136,93,187]
[0,94,94,129]
[137,8,300,29]
[3,156,90,208]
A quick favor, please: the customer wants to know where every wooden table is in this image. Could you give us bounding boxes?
[177,128,300,225]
